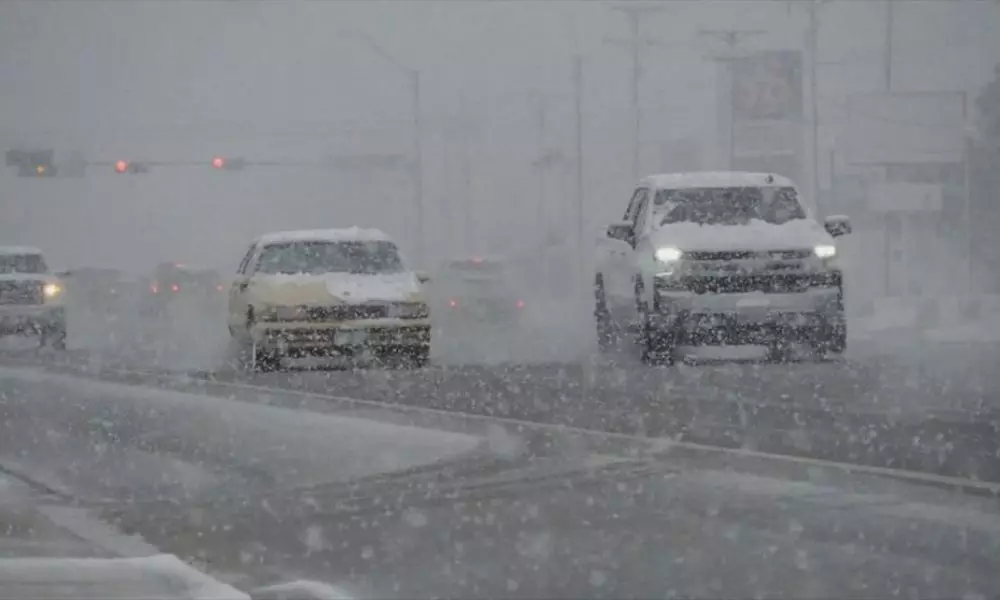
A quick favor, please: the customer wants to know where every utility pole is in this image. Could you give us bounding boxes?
[700,29,765,169]
[605,4,669,183]
[884,0,894,91]
[410,70,425,267]
[807,0,822,215]
[573,55,586,286]
[532,93,549,234]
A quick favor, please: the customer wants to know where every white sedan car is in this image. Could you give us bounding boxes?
[226,228,431,371]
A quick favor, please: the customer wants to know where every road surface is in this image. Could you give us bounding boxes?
[0,364,998,598]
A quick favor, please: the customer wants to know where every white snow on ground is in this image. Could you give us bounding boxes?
[925,319,1000,343]
[0,555,249,600]
[676,470,1000,533]
[0,367,481,484]
[251,580,356,600]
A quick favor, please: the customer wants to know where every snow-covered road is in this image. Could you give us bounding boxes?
[0,366,999,598]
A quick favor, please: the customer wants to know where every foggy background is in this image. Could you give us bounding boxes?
[2,0,998,305]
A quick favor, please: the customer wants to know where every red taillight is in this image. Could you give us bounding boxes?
[516,299,526,309]
[150,282,159,294]
[171,284,180,293]
[216,284,224,292]
[448,299,458,308]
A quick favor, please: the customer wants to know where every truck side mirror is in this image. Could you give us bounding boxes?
[824,215,852,238]
[606,222,635,246]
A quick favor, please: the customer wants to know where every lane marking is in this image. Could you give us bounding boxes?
[3,362,999,496]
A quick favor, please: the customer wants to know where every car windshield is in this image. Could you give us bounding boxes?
[0,254,47,274]
[256,240,404,275]
[654,186,806,226]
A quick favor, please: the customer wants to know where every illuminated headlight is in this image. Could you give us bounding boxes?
[814,245,837,259]
[654,247,683,263]
[391,302,429,319]
[42,283,63,299]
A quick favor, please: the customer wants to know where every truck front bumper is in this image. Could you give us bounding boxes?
[651,287,843,346]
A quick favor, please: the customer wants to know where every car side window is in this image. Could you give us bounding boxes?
[622,188,646,222]
[237,245,256,275]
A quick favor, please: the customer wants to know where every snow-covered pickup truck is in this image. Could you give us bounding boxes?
[0,246,67,349]
[594,172,852,365]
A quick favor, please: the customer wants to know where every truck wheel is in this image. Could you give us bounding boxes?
[641,313,679,366]
[594,275,618,352]
[810,315,847,358]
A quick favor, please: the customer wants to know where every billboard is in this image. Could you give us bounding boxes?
[727,50,804,183]
[845,91,967,165]
[732,50,803,122]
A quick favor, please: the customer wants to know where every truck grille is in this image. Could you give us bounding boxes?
[304,304,388,322]
[0,281,42,305]
[673,271,841,295]
[684,249,813,261]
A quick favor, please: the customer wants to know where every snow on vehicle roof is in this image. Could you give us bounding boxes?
[640,171,797,190]
[255,227,393,246]
[0,245,44,256]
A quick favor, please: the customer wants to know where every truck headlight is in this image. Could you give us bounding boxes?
[42,283,63,299]
[814,245,837,259]
[654,247,683,263]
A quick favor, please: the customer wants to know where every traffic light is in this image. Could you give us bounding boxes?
[7,149,57,177]
[114,160,149,174]
[211,156,246,171]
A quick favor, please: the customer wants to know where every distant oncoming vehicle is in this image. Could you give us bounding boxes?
[143,262,225,313]
[433,257,527,325]
[0,246,67,349]
[595,171,851,365]
[227,227,431,371]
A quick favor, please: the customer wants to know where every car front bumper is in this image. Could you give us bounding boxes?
[250,318,431,353]
[0,305,65,335]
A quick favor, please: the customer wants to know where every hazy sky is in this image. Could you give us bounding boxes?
[1,0,997,272]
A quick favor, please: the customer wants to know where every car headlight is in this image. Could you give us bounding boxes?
[814,245,837,259]
[654,247,683,263]
[42,283,63,299]
[391,302,429,319]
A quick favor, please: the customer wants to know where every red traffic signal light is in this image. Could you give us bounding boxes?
[212,156,225,169]
[114,160,129,173]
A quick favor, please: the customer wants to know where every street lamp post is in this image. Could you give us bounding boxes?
[337,30,425,265]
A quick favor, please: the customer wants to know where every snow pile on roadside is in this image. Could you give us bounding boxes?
[0,554,248,600]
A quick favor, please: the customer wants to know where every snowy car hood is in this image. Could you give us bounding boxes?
[648,219,832,252]
[252,272,424,306]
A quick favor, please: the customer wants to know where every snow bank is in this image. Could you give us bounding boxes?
[0,368,481,483]
[251,580,355,600]
[0,554,248,600]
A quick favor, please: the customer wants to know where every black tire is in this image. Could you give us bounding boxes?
[810,314,847,358]
[407,347,431,369]
[39,323,67,350]
[594,275,618,352]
